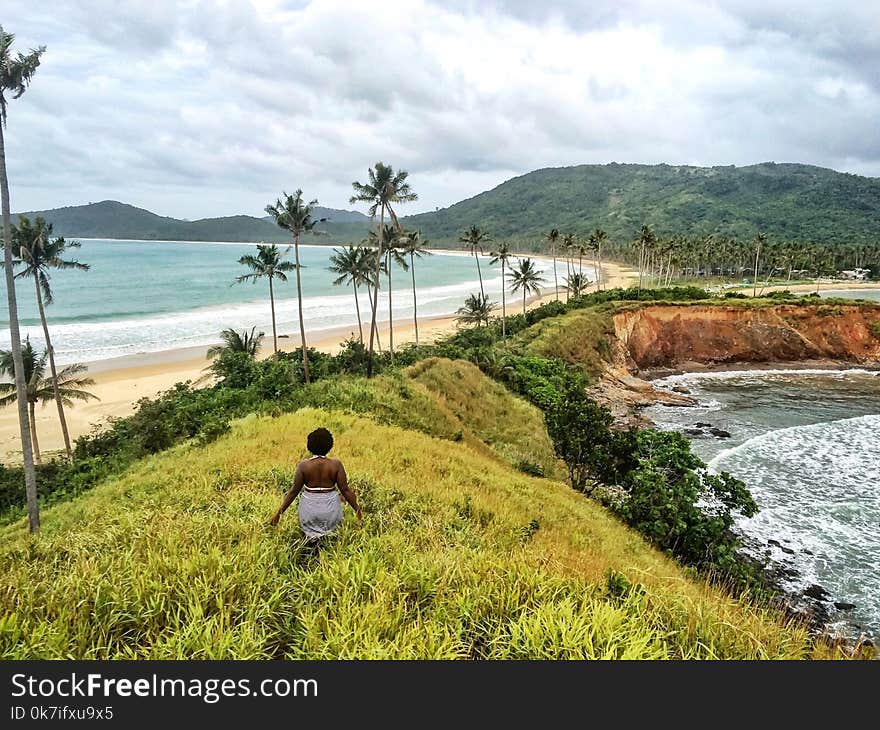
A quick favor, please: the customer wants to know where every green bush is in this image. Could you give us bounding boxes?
[514,460,545,477]
[611,430,758,572]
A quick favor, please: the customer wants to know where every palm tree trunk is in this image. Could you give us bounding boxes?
[552,248,559,301]
[28,401,41,465]
[34,277,72,460]
[753,247,760,298]
[268,275,278,353]
[387,250,394,364]
[523,288,527,314]
[501,260,506,337]
[0,119,39,532]
[564,256,570,302]
[410,252,419,345]
[367,207,384,377]
[353,281,363,343]
[293,234,310,383]
[366,283,382,350]
[597,244,603,290]
[475,250,485,300]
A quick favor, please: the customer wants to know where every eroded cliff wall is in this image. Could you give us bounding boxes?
[613,304,880,369]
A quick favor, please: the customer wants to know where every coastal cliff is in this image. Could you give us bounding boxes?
[612,304,880,370]
[575,302,880,424]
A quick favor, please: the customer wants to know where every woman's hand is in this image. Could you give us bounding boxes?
[269,512,280,526]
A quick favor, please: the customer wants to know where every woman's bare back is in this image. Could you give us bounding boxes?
[299,456,343,489]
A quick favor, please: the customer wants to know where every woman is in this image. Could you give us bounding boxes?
[269,427,362,541]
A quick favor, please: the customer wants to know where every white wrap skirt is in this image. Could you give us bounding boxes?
[298,490,343,540]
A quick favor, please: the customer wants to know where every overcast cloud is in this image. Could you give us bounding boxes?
[3,0,879,219]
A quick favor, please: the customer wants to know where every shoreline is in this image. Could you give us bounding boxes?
[631,360,880,646]
[0,260,639,462]
[638,357,880,380]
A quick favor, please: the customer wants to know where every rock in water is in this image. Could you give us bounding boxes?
[834,602,856,611]
[804,584,830,601]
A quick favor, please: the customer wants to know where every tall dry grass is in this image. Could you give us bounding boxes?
[0,401,838,659]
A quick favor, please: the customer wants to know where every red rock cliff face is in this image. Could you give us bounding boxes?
[613,304,880,369]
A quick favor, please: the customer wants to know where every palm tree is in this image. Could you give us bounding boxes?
[359,245,386,351]
[545,228,560,300]
[752,232,766,298]
[489,242,512,337]
[459,225,491,300]
[383,226,408,362]
[591,228,608,290]
[564,272,589,298]
[234,244,295,356]
[399,230,432,345]
[350,162,418,377]
[206,327,264,359]
[328,245,370,343]
[456,293,496,327]
[265,190,322,383]
[1,27,44,532]
[636,225,656,289]
[561,233,577,302]
[509,258,547,314]
[12,215,88,461]
[0,338,97,465]
[366,224,406,359]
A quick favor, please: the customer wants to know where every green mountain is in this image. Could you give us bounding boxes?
[13,200,371,243]
[403,162,880,245]
[15,162,880,246]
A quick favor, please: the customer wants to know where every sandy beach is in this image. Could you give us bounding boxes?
[750,280,880,296]
[0,259,638,463]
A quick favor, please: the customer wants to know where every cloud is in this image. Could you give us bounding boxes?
[2,0,878,219]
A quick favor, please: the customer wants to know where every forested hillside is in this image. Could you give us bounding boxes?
[16,162,880,247]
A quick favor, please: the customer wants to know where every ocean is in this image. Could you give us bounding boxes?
[644,368,880,638]
[820,288,880,302]
[0,239,557,365]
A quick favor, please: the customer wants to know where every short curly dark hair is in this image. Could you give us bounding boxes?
[307,427,334,456]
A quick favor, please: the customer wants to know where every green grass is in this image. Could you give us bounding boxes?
[291,358,562,478]
[511,307,616,378]
[0,408,840,659]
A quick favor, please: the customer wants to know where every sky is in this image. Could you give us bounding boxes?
[3,0,879,220]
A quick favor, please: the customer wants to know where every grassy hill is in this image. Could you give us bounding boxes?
[404,162,880,246]
[15,162,880,247]
[0,358,834,659]
[13,200,370,243]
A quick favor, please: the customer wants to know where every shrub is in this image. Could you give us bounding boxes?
[281,347,337,383]
[514,460,544,477]
[608,430,757,571]
[545,385,616,494]
[209,350,256,388]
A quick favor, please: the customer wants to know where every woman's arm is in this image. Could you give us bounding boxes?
[270,463,305,525]
[336,461,362,520]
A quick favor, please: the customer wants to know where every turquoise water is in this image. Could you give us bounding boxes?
[0,239,555,364]
[819,288,880,302]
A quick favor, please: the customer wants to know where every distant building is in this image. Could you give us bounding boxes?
[839,268,870,280]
